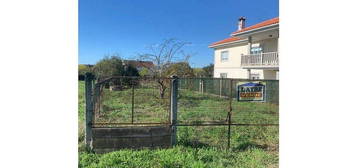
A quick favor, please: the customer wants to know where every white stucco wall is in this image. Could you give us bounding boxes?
[250,69,264,79]
[213,43,248,68]
[214,67,249,78]
[263,70,278,80]
[212,37,278,79]
[213,43,249,78]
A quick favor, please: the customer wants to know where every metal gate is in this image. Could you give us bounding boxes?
[84,74,177,152]
[92,76,173,126]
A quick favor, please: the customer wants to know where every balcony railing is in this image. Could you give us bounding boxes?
[241,52,279,67]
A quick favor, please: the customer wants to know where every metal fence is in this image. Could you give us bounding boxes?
[178,78,279,125]
[177,78,279,149]
[92,76,172,126]
[85,75,279,150]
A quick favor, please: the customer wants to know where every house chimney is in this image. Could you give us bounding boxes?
[238,17,246,31]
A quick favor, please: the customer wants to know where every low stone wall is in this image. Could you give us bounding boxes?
[92,126,172,153]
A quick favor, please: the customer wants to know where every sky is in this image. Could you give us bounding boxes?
[79,0,279,68]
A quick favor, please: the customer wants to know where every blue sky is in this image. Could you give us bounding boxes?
[79,0,278,68]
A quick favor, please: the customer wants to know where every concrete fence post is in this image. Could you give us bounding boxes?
[219,78,222,97]
[199,79,202,93]
[85,72,94,147]
[227,79,233,149]
[170,75,178,146]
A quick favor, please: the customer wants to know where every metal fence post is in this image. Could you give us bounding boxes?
[85,72,94,147]
[131,83,135,124]
[170,76,178,146]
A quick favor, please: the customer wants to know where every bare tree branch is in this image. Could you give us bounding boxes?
[136,38,192,98]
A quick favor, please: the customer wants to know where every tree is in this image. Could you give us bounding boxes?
[78,64,92,75]
[164,62,194,77]
[138,38,191,98]
[123,64,140,77]
[193,68,205,77]
[93,55,140,87]
[78,64,93,80]
[202,64,214,78]
[93,56,124,80]
[139,67,150,77]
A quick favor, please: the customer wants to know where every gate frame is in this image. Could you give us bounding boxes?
[85,75,179,149]
[170,75,178,146]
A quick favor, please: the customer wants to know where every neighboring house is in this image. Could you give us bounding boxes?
[209,17,279,80]
[122,60,154,71]
[81,64,94,68]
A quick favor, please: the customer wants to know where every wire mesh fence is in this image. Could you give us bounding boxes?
[89,76,279,150]
[177,78,230,125]
[175,77,279,149]
[178,78,279,125]
[92,76,171,126]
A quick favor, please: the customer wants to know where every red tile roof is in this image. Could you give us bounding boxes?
[209,17,279,47]
[232,17,279,35]
[209,37,241,47]
[124,60,154,68]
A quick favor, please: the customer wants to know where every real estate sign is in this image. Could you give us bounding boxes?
[237,81,266,102]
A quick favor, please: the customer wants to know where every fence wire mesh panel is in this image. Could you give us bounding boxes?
[177,78,279,125]
[93,76,171,127]
[231,79,279,125]
[133,77,171,123]
[177,78,231,125]
[175,77,278,149]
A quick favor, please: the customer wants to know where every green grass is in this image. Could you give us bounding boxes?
[78,81,279,167]
[79,146,278,168]
[177,90,279,125]
[78,81,86,151]
[97,86,170,123]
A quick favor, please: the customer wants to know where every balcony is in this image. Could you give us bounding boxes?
[241,52,279,69]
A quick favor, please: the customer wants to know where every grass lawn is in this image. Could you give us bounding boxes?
[78,81,279,168]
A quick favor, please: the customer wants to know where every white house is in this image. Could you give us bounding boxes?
[209,17,279,80]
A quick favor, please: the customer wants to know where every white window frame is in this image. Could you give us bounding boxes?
[220,51,229,62]
[220,73,228,78]
[251,43,263,54]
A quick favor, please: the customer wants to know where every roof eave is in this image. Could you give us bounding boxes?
[209,39,248,48]
[231,23,279,37]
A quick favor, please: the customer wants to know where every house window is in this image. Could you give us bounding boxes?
[251,47,263,54]
[221,51,229,62]
[220,73,227,78]
[251,73,260,80]
[251,44,263,54]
